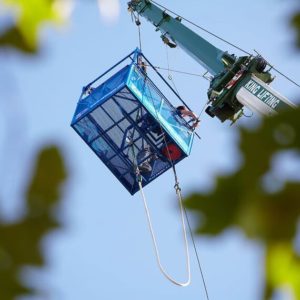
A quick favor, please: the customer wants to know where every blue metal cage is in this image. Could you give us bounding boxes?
[71,49,194,195]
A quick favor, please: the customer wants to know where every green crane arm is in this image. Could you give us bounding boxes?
[128,0,295,123]
[128,0,228,76]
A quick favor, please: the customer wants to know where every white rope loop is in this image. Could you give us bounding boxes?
[137,179,191,287]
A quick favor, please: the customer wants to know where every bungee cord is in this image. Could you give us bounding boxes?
[129,7,216,297]
[137,174,192,287]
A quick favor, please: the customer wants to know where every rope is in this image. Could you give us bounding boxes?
[253,50,300,89]
[197,99,210,120]
[165,44,172,80]
[147,65,210,79]
[140,59,209,129]
[161,132,210,297]
[242,110,254,118]
[134,69,210,296]
[141,61,210,296]
[138,19,142,51]
[127,91,191,286]
[137,175,191,286]
[163,140,211,298]
[131,11,143,50]
[169,159,211,300]
[183,206,210,300]
[164,45,202,135]
[132,68,193,286]
[165,45,180,94]
[271,66,300,89]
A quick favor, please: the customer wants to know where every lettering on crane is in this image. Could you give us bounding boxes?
[244,79,280,110]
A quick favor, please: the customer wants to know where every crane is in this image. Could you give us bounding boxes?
[127,0,296,123]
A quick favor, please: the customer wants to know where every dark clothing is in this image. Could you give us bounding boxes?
[139,113,162,135]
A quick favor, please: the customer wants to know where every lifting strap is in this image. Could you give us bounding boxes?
[136,172,191,287]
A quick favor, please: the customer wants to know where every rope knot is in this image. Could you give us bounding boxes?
[136,169,143,183]
[174,182,181,192]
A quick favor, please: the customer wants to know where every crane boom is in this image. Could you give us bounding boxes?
[128,0,227,75]
[128,0,296,123]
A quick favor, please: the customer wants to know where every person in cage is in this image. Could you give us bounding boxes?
[137,106,199,173]
[136,113,162,174]
[137,145,157,173]
[139,112,163,136]
[176,105,200,129]
[137,55,147,74]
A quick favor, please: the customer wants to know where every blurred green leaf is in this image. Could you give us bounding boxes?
[0,146,67,300]
[0,1,68,299]
[27,146,67,214]
[0,26,36,53]
[0,269,32,299]
[186,110,300,241]
[185,108,300,299]
[0,0,64,53]
[265,244,300,299]
[291,12,300,49]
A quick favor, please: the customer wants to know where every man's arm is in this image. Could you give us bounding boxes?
[180,108,200,128]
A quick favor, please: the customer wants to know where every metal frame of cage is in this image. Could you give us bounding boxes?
[71,48,194,194]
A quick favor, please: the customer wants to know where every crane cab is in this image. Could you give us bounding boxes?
[205,56,295,122]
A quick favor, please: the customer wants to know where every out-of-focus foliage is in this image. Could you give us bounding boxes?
[266,244,300,299]
[185,7,300,298]
[185,107,300,299]
[186,108,300,241]
[291,10,300,49]
[0,0,66,53]
[0,0,69,299]
[0,147,67,299]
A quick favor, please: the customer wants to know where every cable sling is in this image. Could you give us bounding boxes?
[136,172,191,287]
